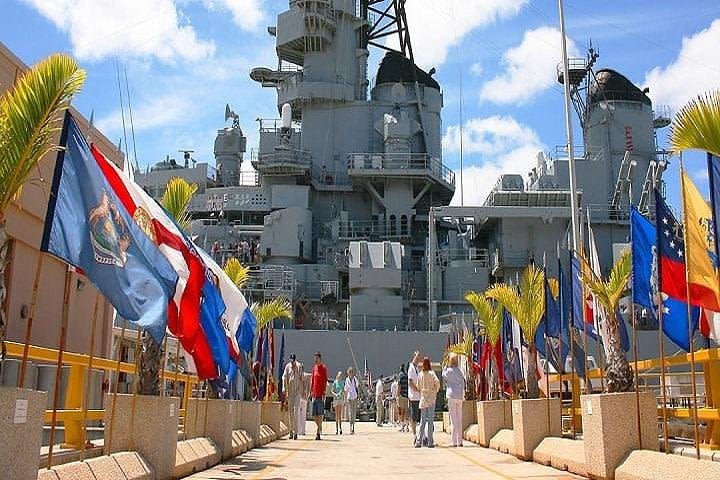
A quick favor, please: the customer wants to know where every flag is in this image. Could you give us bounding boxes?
[588,223,601,331]
[265,328,276,400]
[544,276,561,337]
[571,255,598,340]
[700,309,720,343]
[655,191,688,302]
[41,114,177,342]
[632,206,699,351]
[277,332,286,402]
[681,170,720,311]
[200,270,229,377]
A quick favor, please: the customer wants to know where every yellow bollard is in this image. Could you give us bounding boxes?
[61,364,86,449]
[702,357,720,450]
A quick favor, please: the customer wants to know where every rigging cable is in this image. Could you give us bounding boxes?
[114,58,130,166]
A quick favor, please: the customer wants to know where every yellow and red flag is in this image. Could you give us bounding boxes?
[681,170,720,311]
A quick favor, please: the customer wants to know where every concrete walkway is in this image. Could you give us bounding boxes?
[185,422,586,479]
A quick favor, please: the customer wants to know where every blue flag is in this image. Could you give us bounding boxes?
[708,153,720,263]
[41,115,177,342]
[571,255,598,341]
[631,206,699,351]
[200,272,229,377]
[561,258,586,377]
[545,277,561,338]
[237,309,257,353]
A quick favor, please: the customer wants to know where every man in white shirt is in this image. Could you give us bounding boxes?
[407,351,421,438]
[344,367,360,434]
[375,375,385,426]
[390,377,399,426]
[281,354,305,440]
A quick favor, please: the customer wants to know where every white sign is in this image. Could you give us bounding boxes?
[586,400,593,415]
[170,403,175,418]
[14,399,28,424]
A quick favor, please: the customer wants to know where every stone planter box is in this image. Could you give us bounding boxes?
[261,401,282,437]
[240,401,262,444]
[476,400,512,447]
[512,398,561,461]
[185,398,235,460]
[0,386,46,480]
[103,393,179,480]
[581,392,658,480]
[615,450,720,480]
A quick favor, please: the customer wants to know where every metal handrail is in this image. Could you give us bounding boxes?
[347,152,456,186]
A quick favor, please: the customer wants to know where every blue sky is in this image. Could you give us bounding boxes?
[2,0,719,207]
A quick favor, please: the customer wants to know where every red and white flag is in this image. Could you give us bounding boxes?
[700,309,720,343]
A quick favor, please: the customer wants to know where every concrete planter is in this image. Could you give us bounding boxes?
[581,392,658,480]
[261,401,282,437]
[103,393,179,480]
[240,401,262,444]
[476,400,512,447]
[0,386,46,480]
[185,398,235,459]
[512,398,561,461]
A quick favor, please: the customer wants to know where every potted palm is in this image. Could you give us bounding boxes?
[0,54,85,480]
[465,292,512,446]
[581,250,658,479]
[486,265,560,460]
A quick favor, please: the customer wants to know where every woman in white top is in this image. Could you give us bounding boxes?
[415,356,440,448]
[344,366,360,434]
[442,353,466,447]
[390,377,399,426]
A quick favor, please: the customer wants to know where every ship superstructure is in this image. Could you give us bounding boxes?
[135,1,670,334]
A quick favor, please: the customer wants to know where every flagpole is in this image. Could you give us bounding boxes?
[653,190,671,454]
[46,266,74,469]
[129,328,141,451]
[17,254,44,387]
[556,244,565,434]
[80,292,101,461]
[566,246,577,438]
[680,158,702,460]
[587,206,606,393]
[106,321,126,455]
[172,340,181,398]
[630,273,643,449]
[543,259,551,434]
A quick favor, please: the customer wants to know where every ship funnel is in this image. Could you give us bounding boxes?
[281,103,292,129]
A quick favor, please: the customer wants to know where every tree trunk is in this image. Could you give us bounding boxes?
[487,351,499,400]
[0,220,9,379]
[525,343,540,399]
[603,312,634,393]
[135,332,162,395]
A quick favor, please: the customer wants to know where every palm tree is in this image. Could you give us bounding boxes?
[136,177,198,395]
[583,250,634,392]
[486,265,545,398]
[0,54,85,377]
[223,257,249,289]
[669,90,720,157]
[252,297,293,330]
[465,291,503,400]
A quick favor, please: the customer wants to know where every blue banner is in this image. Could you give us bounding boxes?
[41,115,177,342]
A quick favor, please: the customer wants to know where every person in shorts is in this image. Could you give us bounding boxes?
[397,364,409,432]
[407,350,422,439]
[310,352,328,440]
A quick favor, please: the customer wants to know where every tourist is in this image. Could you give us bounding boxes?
[344,366,360,434]
[298,369,311,436]
[282,353,305,440]
[332,371,346,435]
[397,364,409,432]
[375,374,385,426]
[310,352,328,440]
[390,375,399,426]
[415,357,440,448]
[408,351,422,438]
[442,353,466,447]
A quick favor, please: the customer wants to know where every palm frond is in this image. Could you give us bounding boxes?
[0,53,86,214]
[160,177,198,232]
[669,90,720,157]
[584,250,631,315]
[464,290,502,345]
[223,257,249,288]
[251,297,293,330]
[486,265,545,340]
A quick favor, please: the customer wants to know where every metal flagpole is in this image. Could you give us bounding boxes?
[80,293,101,460]
[172,340,181,398]
[653,189,671,454]
[629,205,643,448]
[679,158,702,460]
[17,254,44,387]
[47,266,74,469]
[160,334,169,397]
[129,328,141,451]
[556,242,565,434]
[543,258,551,433]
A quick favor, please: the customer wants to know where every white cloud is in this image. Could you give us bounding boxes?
[386,0,527,69]
[644,19,720,110]
[479,26,578,105]
[443,116,544,206]
[21,0,215,63]
[97,93,193,136]
[203,0,265,32]
[470,62,483,77]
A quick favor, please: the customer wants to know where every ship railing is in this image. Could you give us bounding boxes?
[337,219,412,240]
[257,118,302,134]
[347,152,455,187]
[258,148,311,167]
[296,280,340,301]
[585,203,631,222]
[243,266,296,299]
[347,314,413,331]
[436,248,489,267]
[238,170,261,186]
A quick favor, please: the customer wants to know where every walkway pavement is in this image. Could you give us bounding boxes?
[186,422,586,479]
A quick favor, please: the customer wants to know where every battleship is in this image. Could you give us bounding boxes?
[134,0,670,347]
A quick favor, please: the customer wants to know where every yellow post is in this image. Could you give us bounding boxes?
[571,375,582,433]
[702,356,720,450]
[61,364,86,449]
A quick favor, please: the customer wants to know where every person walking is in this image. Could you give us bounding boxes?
[443,353,466,447]
[415,357,440,448]
[344,366,360,434]
[310,352,328,440]
[390,376,399,426]
[375,375,385,426]
[407,351,422,438]
[397,364,409,432]
[281,353,305,440]
[332,371,346,435]
[298,369,311,436]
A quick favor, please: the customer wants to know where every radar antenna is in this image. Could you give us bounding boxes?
[224,103,240,128]
[178,149,195,168]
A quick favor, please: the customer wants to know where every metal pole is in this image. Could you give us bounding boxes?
[47,267,73,469]
[129,328,141,451]
[106,321,126,455]
[80,293,101,460]
[428,207,436,331]
[631,299,643,449]
[172,339,181,398]
[558,0,580,253]
[17,254,44,387]
[657,295,670,453]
